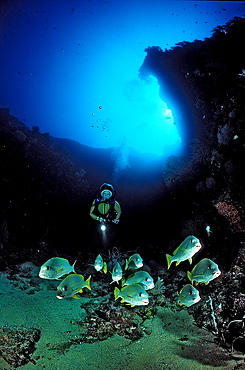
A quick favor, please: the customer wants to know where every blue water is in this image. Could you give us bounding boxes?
[0,0,244,157]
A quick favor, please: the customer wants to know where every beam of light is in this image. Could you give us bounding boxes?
[87,75,182,158]
[1,0,243,162]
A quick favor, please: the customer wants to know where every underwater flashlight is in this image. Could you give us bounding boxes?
[101,223,106,232]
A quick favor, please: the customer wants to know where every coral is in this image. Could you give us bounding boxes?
[150,277,165,296]
[206,296,218,334]
[105,246,136,270]
[217,124,234,145]
[148,277,165,306]
[214,201,244,232]
[73,304,144,343]
[191,139,211,165]
[0,326,40,367]
[205,177,216,189]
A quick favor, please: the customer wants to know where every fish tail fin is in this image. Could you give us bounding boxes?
[86,275,91,290]
[72,261,77,273]
[114,287,120,300]
[103,262,107,274]
[166,254,172,269]
[187,271,192,282]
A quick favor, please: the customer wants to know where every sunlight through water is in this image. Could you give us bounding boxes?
[88,76,182,157]
[0,0,244,159]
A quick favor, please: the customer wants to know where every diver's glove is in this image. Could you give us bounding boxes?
[98,217,106,222]
[112,219,119,224]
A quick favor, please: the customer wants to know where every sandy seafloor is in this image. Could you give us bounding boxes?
[0,262,241,370]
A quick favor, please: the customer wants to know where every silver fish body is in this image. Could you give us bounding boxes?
[187,258,221,284]
[123,271,154,290]
[114,283,149,307]
[93,254,104,271]
[111,262,123,283]
[56,274,91,299]
[177,284,201,307]
[125,253,143,269]
[166,235,201,268]
[39,257,76,279]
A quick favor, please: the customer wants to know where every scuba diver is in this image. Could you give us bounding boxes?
[89,183,121,229]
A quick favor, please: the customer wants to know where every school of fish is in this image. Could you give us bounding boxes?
[38,234,221,308]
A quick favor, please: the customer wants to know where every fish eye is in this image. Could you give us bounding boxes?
[62,286,68,291]
[46,266,50,270]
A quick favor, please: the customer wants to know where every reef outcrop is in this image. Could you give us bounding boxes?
[139,17,245,268]
[0,326,40,367]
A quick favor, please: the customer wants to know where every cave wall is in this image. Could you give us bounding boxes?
[138,17,245,268]
[0,18,245,270]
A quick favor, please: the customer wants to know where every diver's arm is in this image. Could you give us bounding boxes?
[114,201,121,220]
[89,200,99,221]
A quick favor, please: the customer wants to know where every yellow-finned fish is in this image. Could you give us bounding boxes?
[187,258,221,285]
[39,257,76,279]
[125,253,143,269]
[177,284,201,307]
[122,271,154,290]
[92,254,107,273]
[166,235,202,269]
[56,274,91,299]
[114,283,149,307]
[111,262,123,283]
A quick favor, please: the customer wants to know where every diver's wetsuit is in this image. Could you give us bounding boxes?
[90,197,121,222]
